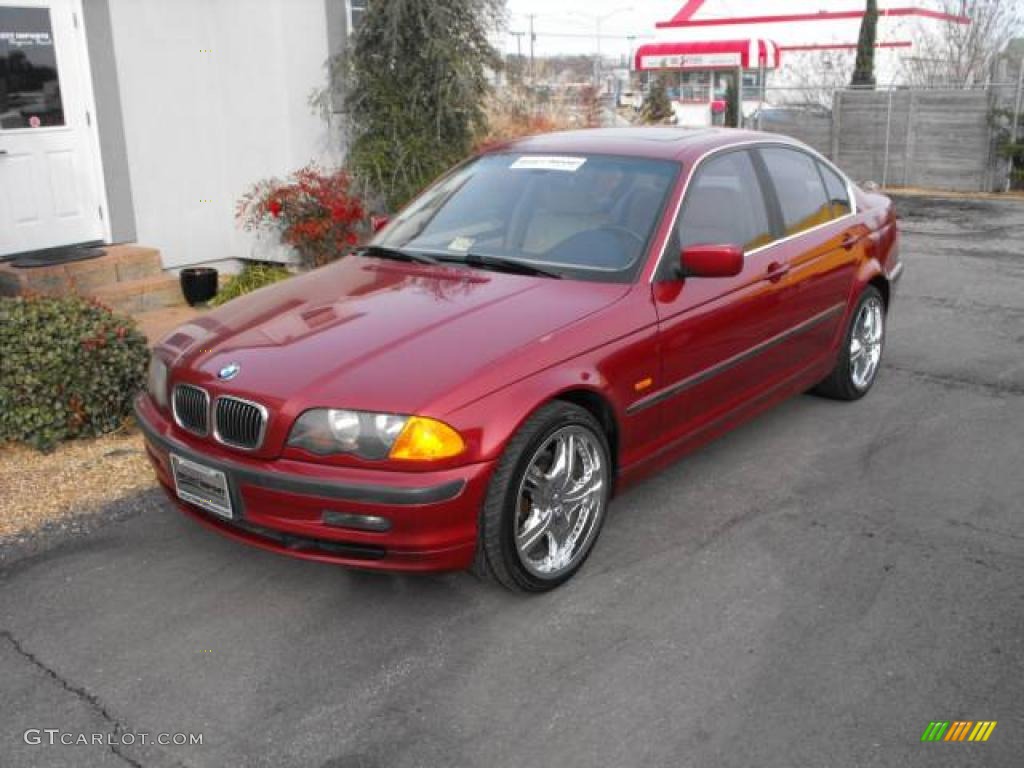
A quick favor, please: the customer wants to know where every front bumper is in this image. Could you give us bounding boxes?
[135,395,491,572]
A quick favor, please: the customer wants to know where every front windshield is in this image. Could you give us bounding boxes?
[374,153,679,281]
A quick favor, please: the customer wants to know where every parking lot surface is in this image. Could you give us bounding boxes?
[2,194,1022,768]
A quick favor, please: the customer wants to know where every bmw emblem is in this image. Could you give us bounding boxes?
[218,363,241,381]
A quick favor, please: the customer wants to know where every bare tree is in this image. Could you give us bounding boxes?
[902,0,1024,86]
[779,51,855,110]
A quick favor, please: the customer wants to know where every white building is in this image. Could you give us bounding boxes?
[0,0,366,268]
[634,0,972,125]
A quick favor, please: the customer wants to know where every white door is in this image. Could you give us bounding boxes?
[0,0,105,256]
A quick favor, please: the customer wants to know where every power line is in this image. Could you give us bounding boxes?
[512,30,652,40]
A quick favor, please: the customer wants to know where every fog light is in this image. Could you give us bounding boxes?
[322,511,392,533]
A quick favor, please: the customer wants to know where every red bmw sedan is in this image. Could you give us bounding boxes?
[137,128,902,592]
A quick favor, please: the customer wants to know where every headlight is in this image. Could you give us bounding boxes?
[288,409,465,461]
[147,355,169,410]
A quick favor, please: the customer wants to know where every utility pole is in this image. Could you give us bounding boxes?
[510,31,525,83]
[1011,61,1024,146]
[1008,61,1024,192]
[528,14,536,84]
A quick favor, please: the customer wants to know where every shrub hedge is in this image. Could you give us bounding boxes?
[0,295,149,451]
[209,262,292,307]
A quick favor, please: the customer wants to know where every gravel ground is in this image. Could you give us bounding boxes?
[1,192,1022,768]
[0,431,155,541]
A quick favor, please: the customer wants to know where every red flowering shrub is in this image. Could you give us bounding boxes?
[236,165,366,268]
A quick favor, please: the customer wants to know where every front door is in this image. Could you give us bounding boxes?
[647,147,799,447]
[0,0,105,256]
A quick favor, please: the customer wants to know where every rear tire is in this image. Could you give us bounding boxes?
[813,285,886,401]
[473,402,610,592]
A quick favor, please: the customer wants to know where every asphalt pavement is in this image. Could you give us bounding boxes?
[2,193,1022,768]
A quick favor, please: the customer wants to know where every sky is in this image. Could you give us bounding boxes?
[500,0,679,59]
[499,1,950,58]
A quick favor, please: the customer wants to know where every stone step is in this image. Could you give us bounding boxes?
[134,305,208,345]
[0,244,163,297]
[70,245,164,292]
[90,273,185,315]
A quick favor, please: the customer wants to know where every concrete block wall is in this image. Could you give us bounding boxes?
[760,89,1000,192]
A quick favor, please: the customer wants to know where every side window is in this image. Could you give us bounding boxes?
[677,150,772,252]
[818,161,852,218]
[759,147,833,236]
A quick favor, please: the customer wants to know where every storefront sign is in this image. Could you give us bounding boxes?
[640,52,742,70]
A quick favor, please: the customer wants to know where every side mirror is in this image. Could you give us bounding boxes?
[680,244,743,278]
[371,215,390,233]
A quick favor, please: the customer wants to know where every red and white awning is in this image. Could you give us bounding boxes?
[635,39,781,71]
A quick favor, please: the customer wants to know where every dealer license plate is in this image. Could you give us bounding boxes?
[170,454,233,520]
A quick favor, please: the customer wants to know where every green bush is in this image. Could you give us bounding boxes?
[209,263,292,307]
[641,77,673,125]
[0,295,149,451]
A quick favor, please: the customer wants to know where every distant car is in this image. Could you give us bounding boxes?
[137,128,902,592]
[619,89,642,111]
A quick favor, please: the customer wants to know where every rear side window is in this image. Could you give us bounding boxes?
[677,150,772,252]
[818,161,852,218]
[759,147,833,236]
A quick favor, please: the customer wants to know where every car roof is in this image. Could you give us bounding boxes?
[491,127,799,163]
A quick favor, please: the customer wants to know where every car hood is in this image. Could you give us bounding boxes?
[160,255,630,416]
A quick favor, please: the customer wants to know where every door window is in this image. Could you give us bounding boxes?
[0,6,64,129]
[759,147,833,236]
[679,71,710,102]
[677,150,772,252]
[818,161,852,218]
[349,0,367,33]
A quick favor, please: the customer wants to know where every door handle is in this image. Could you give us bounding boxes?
[0,150,8,156]
[765,261,789,282]
[841,233,858,250]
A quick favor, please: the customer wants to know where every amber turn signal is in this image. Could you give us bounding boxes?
[389,416,465,461]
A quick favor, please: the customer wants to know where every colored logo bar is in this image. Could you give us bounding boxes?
[921,721,997,742]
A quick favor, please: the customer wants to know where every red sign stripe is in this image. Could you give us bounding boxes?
[657,7,971,29]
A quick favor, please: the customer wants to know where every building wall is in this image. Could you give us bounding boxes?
[106,0,335,269]
[82,0,136,245]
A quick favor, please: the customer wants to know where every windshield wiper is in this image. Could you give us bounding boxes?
[454,253,562,279]
[360,245,440,265]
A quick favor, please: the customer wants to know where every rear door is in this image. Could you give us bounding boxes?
[754,146,864,368]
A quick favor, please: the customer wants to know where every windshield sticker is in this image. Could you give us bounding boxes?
[510,156,587,172]
[448,236,475,252]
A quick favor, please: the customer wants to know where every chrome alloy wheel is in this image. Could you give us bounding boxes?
[850,296,885,391]
[514,426,607,579]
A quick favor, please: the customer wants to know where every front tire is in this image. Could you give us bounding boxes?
[473,402,611,592]
[813,285,886,401]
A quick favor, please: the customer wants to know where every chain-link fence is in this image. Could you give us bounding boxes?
[749,82,1022,193]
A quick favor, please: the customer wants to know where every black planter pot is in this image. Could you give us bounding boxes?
[180,267,218,306]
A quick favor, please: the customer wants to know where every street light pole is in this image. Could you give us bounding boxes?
[573,7,633,90]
